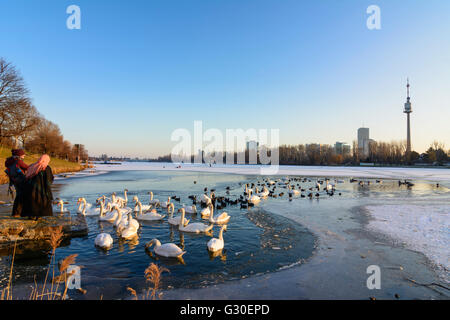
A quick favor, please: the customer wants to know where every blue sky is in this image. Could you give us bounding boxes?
[1,0,449,157]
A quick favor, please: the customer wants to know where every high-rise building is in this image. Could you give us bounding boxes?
[335,142,351,155]
[404,79,412,155]
[357,127,370,157]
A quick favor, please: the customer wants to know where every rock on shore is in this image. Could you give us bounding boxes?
[0,215,88,245]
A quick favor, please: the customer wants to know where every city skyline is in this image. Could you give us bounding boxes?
[1,1,449,158]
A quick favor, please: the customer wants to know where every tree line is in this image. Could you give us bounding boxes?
[0,58,88,161]
[154,140,449,166]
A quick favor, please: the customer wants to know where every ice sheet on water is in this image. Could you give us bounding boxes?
[366,204,450,283]
[93,162,450,181]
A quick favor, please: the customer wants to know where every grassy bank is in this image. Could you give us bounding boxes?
[0,147,86,185]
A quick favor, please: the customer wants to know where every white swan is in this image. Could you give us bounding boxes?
[95,233,113,249]
[134,200,165,221]
[244,184,254,195]
[247,190,260,204]
[118,212,139,239]
[111,203,133,215]
[200,205,212,218]
[326,181,335,191]
[115,189,129,205]
[200,193,212,205]
[148,191,160,206]
[145,238,185,259]
[77,198,103,216]
[207,204,230,224]
[54,199,70,214]
[207,225,227,252]
[99,203,120,222]
[257,187,270,197]
[168,203,189,226]
[111,191,127,208]
[160,196,171,209]
[178,208,213,234]
[183,204,197,214]
[76,198,93,214]
[132,196,152,212]
[288,185,300,196]
[114,208,140,230]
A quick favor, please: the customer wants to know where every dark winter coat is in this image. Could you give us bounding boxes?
[21,166,54,217]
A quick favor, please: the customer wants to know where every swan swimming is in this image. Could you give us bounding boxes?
[200,205,212,218]
[132,196,152,212]
[54,199,70,214]
[207,204,230,224]
[257,186,270,197]
[77,198,103,216]
[99,203,120,222]
[76,197,93,214]
[207,225,227,252]
[178,208,213,234]
[288,185,300,196]
[95,233,113,249]
[247,190,261,204]
[182,204,197,214]
[114,207,140,230]
[115,189,129,205]
[160,197,171,209]
[145,238,186,259]
[118,212,139,239]
[134,199,165,221]
[200,193,211,204]
[168,203,189,226]
[148,191,160,206]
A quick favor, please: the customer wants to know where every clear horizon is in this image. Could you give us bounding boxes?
[1,0,449,157]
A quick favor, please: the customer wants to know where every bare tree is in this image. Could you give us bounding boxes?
[0,58,30,144]
[26,119,64,156]
[9,98,41,147]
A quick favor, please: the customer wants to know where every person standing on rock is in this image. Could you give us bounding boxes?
[21,154,54,218]
[4,149,29,217]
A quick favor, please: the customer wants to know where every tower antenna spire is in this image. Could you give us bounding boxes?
[407,77,410,98]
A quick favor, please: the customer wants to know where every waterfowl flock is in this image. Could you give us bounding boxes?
[54,176,414,263]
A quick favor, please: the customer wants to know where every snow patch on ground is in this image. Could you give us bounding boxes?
[366,204,450,283]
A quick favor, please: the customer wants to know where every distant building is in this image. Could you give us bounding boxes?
[357,127,370,158]
[404,79,413,155]
[335,142,351,156]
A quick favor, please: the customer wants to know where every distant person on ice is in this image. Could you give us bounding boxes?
[4,149,29,217]
[21,154,54,217]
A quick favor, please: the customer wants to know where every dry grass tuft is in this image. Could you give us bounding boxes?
[59,254,78,273]
[144,263,169,300]
[49,226,64,249]
[127,287,138,300]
